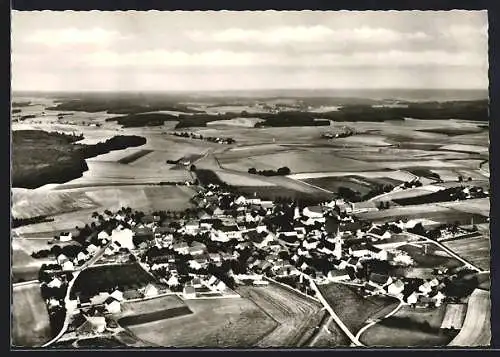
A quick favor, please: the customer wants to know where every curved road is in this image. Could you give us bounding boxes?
[41,242,111,347]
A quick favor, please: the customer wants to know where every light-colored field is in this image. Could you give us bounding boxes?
[360,304,453,347]
[207,117,264,127]
[437,198,490,217]
[12,282,52,347]
[127,297,277,347]
[237,283,326,347]
[12,188,99,219]
[13,186,195,235]
[212,170,278,187]
[439,144,489,154]
[288,170,417,182]
[449,289,491,346]
[219,149,372,174]
[442,234,490,271]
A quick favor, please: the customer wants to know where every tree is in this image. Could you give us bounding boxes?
[458,175,463,182]
[248,168,257,175]
[277,166,291,176]
[190,164,197,172]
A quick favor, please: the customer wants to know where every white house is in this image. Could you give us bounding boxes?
[57,253,69,265]
[47,277,63,289]
[98,231,110,240]
[183,284,196,299]
[62,260,75,271]
[184,221,200,235]
[66,299,78,314]
[110,289,124,302]
[167,275,180,287]
[143,283,159,298]
[188,259,203,271]
[110,228,134,250]
[303,239,319,250]
[77,251,88,262]
[303,206,324,218]
[406,292,418,305]
[388,280,405,296]
[173,242,189,255]
[47,298,61,308]
[104,297,121,314]
[85,316,106,333]
[59,232,72,242]
[419,282,433,295]
[87,244,99,254]
[432,291,446,307]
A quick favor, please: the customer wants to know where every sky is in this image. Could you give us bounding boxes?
[11,10,488,92]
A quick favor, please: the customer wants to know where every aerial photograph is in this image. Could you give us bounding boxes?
[11,10,490,348]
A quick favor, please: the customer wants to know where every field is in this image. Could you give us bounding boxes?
[303,175,402,197]
[127,297,277,347]
[317,283,400,335]
[308,316,351,347]
[442,234,491,271]
[448,289,491,346]
[12,188,99,219]
[237,283,327,347]
[12,282,52,347]
[355,203,488,227]
[360,304,455,347]
[70,263,157,300]
[12,238,56,282]
[437,198,490,217]
[397,243,464,270]
[12,185,196,236]
[119,295,192,326]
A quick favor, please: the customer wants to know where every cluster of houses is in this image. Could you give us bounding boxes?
[39,179,464,342]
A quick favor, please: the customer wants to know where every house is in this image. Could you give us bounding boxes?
[189,245,206,256]
[57,253,69,265]
[303,206,324,218]
[90,292,110,305]
[104,297,121,314]
[209,252,222,263]
[213,207,225,217]
[189,259,203,270]
[110,228,135,250]
[167,275,180,287]
[207,276,227,292]
[143,283,159,298]
[173,242,189,255]
[387,279,405,296]
[77,251,88,263]
[183,284,196,299]
[406,292,418,305]
[432,291,446,307]
[367,226,392,240]
[327,269,350,282]
[419,281,433,295]
[253,280,269,286]
[47,298,61,308]
[87,244,99,254]
[303,239,319,250]
[59,232,72,242]
[62,260,75,271]
[191,277,203,289]
[98,231,110,240]
[184,220,200,235]
[47,277,63,289]
[107,289,123,302]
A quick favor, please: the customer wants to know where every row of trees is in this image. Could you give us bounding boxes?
[171,131,236,144]
[248,166,291,176]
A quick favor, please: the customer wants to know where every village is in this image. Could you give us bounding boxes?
[31,180,485,346]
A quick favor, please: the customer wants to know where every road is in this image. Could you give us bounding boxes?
[307,277,363,346]
[41,241,112,347]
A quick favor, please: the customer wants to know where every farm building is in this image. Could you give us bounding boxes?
[183,284,196,299]
[59,232,73,242]
[142,284,159,298]
[104,297,121,314]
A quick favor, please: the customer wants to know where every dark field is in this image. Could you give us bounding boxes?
[117,149,154,164]
[397,244,463,269]
[71,263,157,300]
[119,306,193,326]
[318,283,400,334]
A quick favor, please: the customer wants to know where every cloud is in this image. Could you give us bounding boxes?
[76,48,485,69]
[24,27,129,47]
[188,25,430,45]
